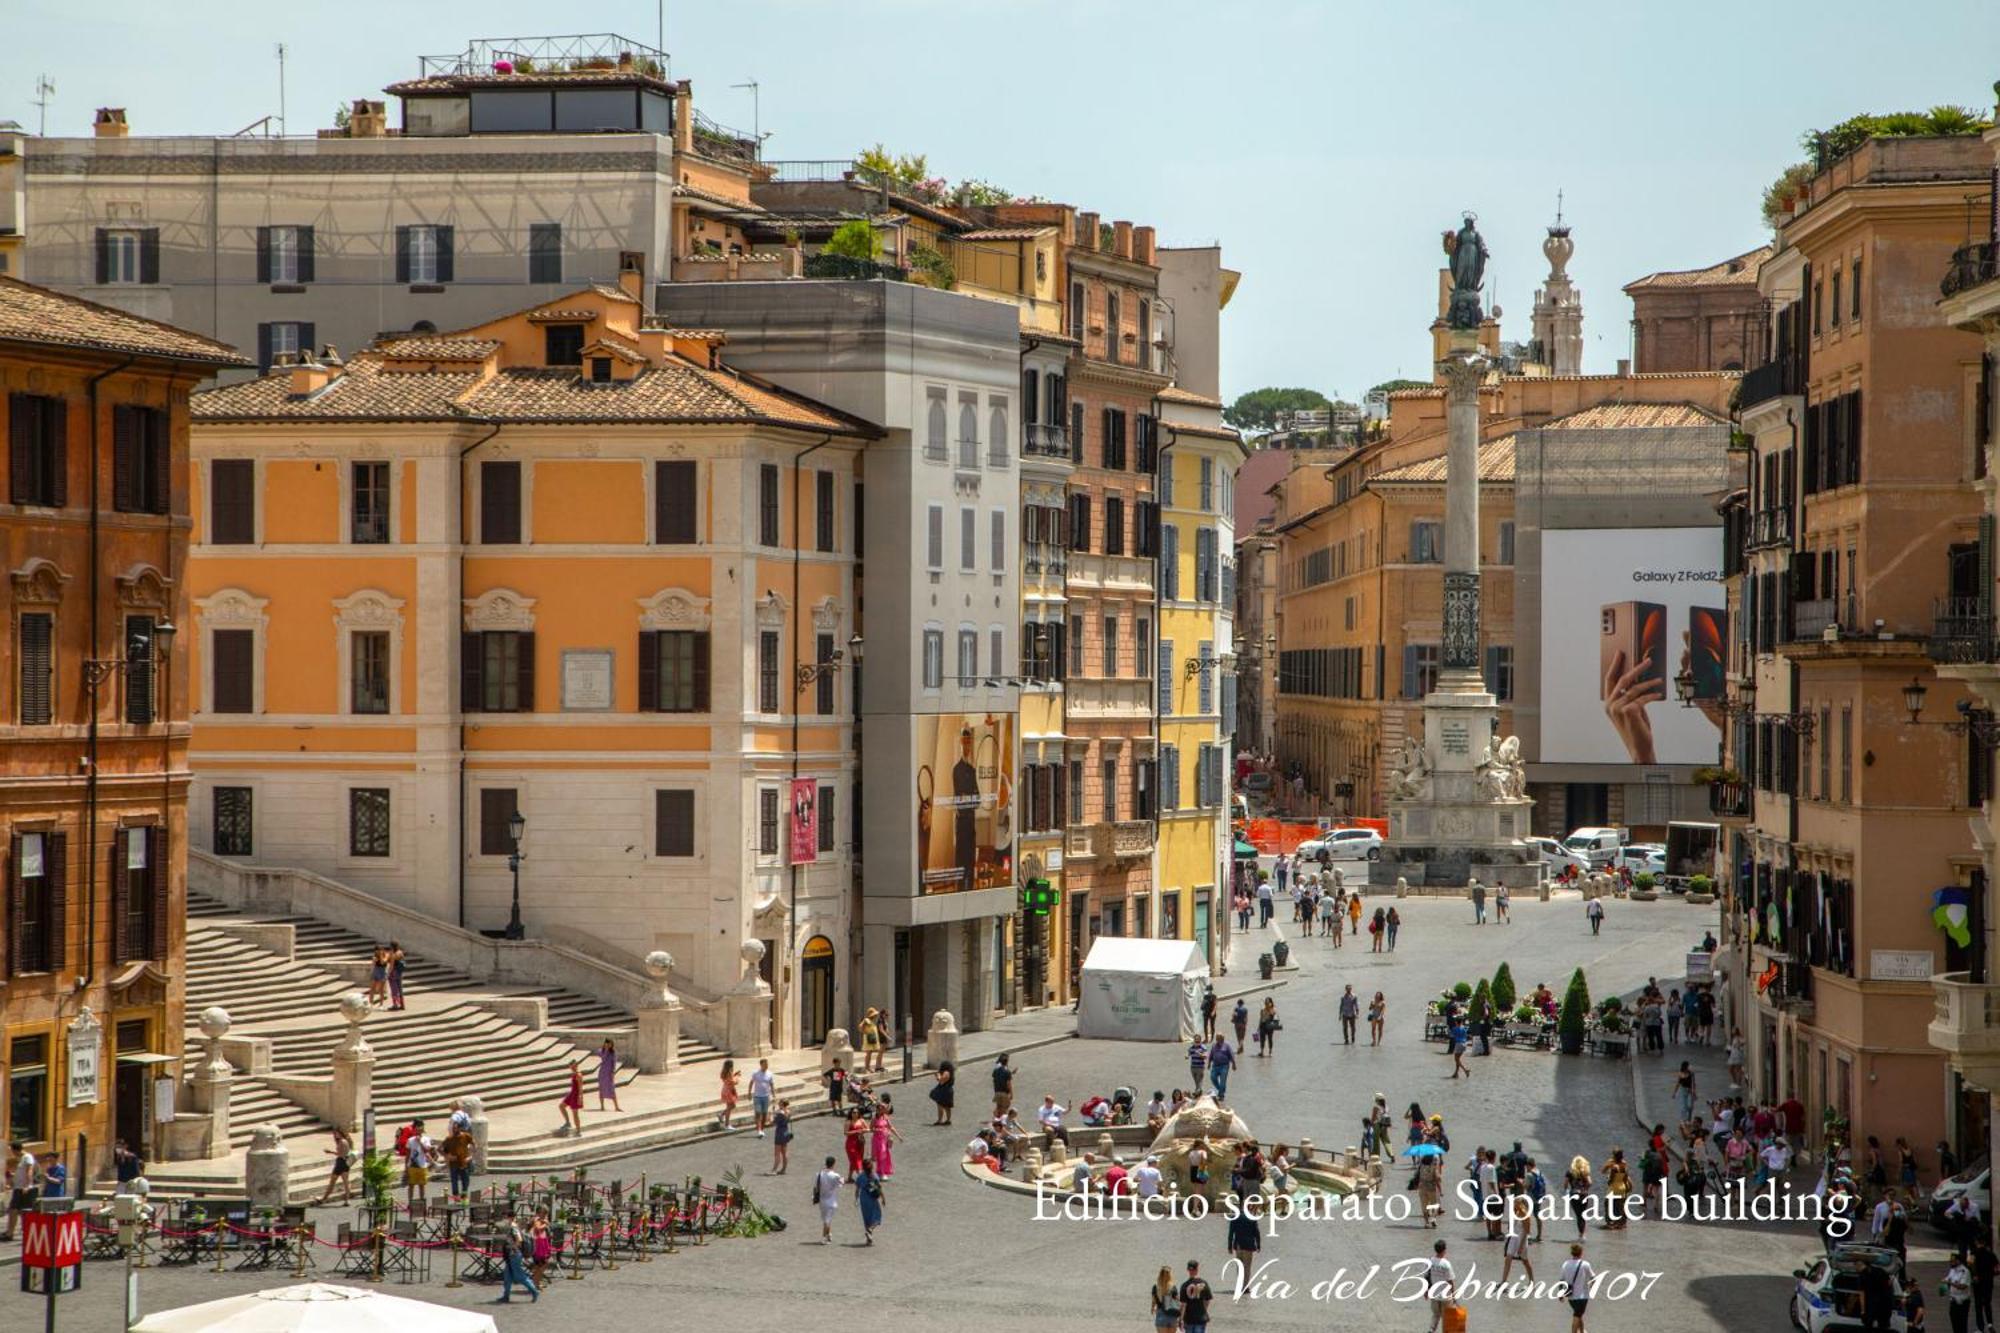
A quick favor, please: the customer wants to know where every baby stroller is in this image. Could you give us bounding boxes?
[1110,1087,1136,1126]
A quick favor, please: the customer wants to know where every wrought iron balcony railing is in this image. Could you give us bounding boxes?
[1023,423,1071,459]
[1930,596,1997,664]
[1709,779,1751,819]
[1942,241,1999,300]
[1739,357,1803,411]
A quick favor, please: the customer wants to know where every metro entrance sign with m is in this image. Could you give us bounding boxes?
[21,1211,82,1269]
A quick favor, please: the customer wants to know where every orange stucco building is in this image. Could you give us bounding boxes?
[1,277,247,1177]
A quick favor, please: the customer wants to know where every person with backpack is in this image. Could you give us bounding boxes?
[498,1216,538,1304]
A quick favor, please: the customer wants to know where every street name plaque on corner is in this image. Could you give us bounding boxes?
[1440,719,1470,756]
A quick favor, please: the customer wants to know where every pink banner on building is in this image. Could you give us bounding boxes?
[790,778,819,865]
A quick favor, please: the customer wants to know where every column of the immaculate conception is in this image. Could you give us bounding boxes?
[1375,214,1538,891]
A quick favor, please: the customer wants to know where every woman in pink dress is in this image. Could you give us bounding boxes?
[559,1060,584,1135]
[870,1094,903,1178]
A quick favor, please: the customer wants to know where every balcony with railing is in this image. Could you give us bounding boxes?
[1709,779,1751,819]
[1103,820,1155,861]
[1023,422,1072,460]
[1930,596,1996,664]
[957,436,981,472]
[1739,356,1804,412]
[1787,597,1850,642]
[1064,825,1097,860]
[1745,507,1793,551]
[1932,973,2000,1076]
[1942,241,1999,300]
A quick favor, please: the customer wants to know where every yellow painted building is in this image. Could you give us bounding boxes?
[186,276,874,1049]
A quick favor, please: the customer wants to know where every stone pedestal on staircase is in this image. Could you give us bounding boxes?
[329,991,375,1134]
[184,1007,234,1160]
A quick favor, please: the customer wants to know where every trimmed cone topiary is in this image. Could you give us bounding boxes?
[1470,978,1493,1026]
[1559,968,1591,1055]
[1491,962,1516,1013]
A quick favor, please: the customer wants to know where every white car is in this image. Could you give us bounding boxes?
[1930,1157,1990,1228]
[1562,827,1626,869]
[1788,1245,1908,1331]
[1619,844,1666,877]
[1294,829,1382,863]
[1525,836,1586,874]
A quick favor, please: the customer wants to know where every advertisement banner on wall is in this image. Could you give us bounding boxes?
[915,713,1015,894]
[1539,527,1726,766]
[789,778,819,865]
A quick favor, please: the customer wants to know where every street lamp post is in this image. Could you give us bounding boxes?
[504,810,526,941]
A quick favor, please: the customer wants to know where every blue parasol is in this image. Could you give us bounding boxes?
[1404,1143,1444,1158]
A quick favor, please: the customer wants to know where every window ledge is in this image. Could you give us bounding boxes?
[268,284,307,295]
[408,284,446,294]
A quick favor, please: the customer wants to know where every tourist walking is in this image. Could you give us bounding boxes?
[1188,1037,1209,1091]
[853,1161,885,1243]
[1726,1029,1747,1086]
[1500,1192,1533,1283]
[1258,997,1282,1056]
[1201,985,1219,1041]
[595,1037,622,1111]
[558,1059,584,1135]
[929,1059,956,1125]
[401,1119,432,1208]
[1231,999,1250,1047]
[1338,985,1359,1045]
[871,1095,902,1177]
[1666,989,1683,1045]
[814,1156,844,1243]
[1559,1243,1596,1333]
[1228,1202,1262,1270]
[716,1058,740,1130]
[1179,1261,1215,1333]
[317,1126,352,1205]
[1150,1267,1181,1329]
[1321,890,1339,939]
[1208,1036,1236,1100]
[992,1052,1015,1117]
[386,940,407,1010]
[1386,906,1401,950]
[771,1099,793,1173]
[859,1006,885,1072]
[1495,883,1510,923]
[1350,892,1364,935]
[528,1209,554,1286]
[750,1057,775,1135]
[1673,1062,1697,1128]
[1564,1156,1593,1239]
[1369,991,1386,1045]
[1258,873,1275,926]
[1586,897,1605,935]
[1946,1252,1974,1333]
[1423,1238,1457,1333]
[1448,1016,1471,1079]
[1471,882,1487,924]
[497,1217,539,1303]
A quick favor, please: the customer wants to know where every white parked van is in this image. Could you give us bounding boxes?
[1563,826,1628,869]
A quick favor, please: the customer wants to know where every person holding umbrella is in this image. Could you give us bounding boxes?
[1408,1142,1446,1227]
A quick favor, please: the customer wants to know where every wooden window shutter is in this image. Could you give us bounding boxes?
[46,831,66,975]
[139,229,160,284]
[481,461,521,543]
[1402,645,1420,699]
[395,226,412,283]
[655,460,696,543]
[47,396,67,507]
[435,225,455,282]
[212,629,254,713]
[145,409,169,514]
[149,825,168,962]
[9,394,32,505]
[297,226,316,283]
[4,832,16,977]
[656,790,694,857]
[692,631,712,711]
[110,828,130,965]
[94,229,112,284]
[516,632,536,711]
[638,631,660,712]
[255,226,273,283]
[461,631,484,712]
[112,406,140,512]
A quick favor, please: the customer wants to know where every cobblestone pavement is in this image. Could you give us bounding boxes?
[29,895,1954,1330]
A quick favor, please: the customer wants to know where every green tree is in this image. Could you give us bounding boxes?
[824,220,881,261]
[854,143,929,193]
[1470,978,1493,1027]
[1559,968,1591,1054]
[1223,387,1333,433]
[1490,962,1516,1014]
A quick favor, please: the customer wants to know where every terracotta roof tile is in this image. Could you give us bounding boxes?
[956,226,1052,242]
[194,359,480,421]
[378,337,501,362]
[1623,245,1773,292]
[580,333,646,364]
[0,276,250,368]
[1158,418,1240,443]
[1158,385,1223,409]
[1539,401,1728,430]
[1370,436,1517,485]
[526,308,600,324]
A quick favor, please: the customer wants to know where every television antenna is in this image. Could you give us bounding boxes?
[32,74,54,136]
[276,44,288,136]
[730,80,766,142]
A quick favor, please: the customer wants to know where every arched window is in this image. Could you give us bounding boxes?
[926,393,947,460]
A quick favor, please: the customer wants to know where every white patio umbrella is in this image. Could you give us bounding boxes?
[131,1282,497,1333]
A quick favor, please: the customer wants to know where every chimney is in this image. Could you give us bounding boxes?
[289,353,333,396]
[618,250,646,303]
[1133,225,1156,266]
[1616,358,1632,377]
[672,83,694,154]
[348,99,387,138]
[93,108,128,138]
[1078,212,1100,251]
[1112,220,1133,260]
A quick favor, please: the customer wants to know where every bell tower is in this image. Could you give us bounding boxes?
[1531,197,1584,375]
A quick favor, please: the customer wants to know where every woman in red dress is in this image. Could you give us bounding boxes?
[843,1108,869,1179]
[559,1059,584,1135]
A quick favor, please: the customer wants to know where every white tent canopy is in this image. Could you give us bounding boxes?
[1076,936,1210,1041]
[131,1283,498,1333]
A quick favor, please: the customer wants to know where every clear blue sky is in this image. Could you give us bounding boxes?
[7,1,1999,401]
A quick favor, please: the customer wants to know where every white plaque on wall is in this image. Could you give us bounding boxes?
[1869,949,1936,982]
[66,1008,102,1108]
[561,649,615,711]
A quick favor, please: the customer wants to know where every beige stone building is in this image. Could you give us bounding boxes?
[1625,245,1773,374]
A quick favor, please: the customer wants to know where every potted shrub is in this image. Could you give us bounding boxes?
[1687,874,1716,905]
[1629,873,1659,901]
[1452,982,1473,1003]
[1491,963,1517,1013]
[1558,969,1590,1055]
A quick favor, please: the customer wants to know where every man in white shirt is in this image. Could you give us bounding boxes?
[1037,1095,1069,1147]
[814,1155,844,1243]
[1757,1138,1791,1189]
[1558,1242,1596,1333]
[1869,1194,1893,1242]
[1133,1155,1164,1198]
[2,1142,38,1241]
[749,1059,776,1137]
[1478,1150,1502,1239]
[1425,1238,1457,1333]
